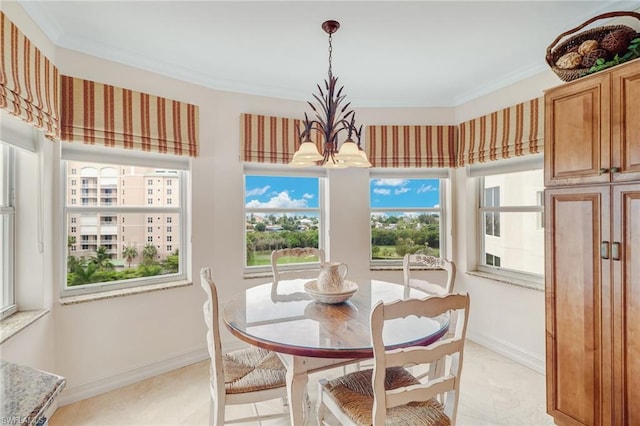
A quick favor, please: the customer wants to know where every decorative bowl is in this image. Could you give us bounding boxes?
[304,280,358,304]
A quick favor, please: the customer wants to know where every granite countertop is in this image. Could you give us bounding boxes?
[0,361,66,425]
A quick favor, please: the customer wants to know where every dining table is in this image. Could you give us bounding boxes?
[222,278,449,425]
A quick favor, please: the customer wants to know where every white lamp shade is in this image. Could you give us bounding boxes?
[335,141,372,167]
[291,141,323,161]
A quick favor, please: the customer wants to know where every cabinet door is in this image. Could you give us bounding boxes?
[545,186,612,426]
[545,74,611,186]
[611,184,640,426]
[611,61,640,182]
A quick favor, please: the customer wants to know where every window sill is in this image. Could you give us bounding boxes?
[59,280,192,306]
[0,309,50,344]
[467,270,543,292]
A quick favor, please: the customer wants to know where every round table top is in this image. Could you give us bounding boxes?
[223,279,449,358]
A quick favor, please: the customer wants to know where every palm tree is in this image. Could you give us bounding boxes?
[90,246,114,271]
[142,243,158,265]
[123,245,138,268]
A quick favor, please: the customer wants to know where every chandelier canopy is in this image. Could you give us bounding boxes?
[289,20,371,169]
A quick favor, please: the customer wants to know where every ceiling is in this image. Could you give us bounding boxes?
[17,0,640,107]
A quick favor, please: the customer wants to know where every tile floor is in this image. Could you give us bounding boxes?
[50,341,555,425]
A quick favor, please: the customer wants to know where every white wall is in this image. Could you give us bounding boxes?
[1,0,558,404]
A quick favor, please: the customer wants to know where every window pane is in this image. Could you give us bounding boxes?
[66,162,180,208]
[371,211,440,259]
[482,211,543,275]
[245,175,321,268]
[370,178,440,208]
[370,178,442,261]
[245,212,320,266]
[66,213,181,286]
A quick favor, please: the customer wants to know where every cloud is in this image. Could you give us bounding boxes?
[303,193,314,199]
[417,184,437,193]
[373,179,408,187]
[394,187,411,195]
[245,191,308,208]
[246,185,271,197]
[373,188,391,196]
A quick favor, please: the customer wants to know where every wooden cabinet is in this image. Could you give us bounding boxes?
[545,59,640,187]
[545,58,640,426]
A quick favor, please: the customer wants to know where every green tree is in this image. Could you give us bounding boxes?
[90,246,114,271]
[255,222,266,232]
[123,245,138,268]
[142,243,158,265]
[162,249,179,273]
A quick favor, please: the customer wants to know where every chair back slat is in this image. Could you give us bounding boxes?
[385,375,456,408]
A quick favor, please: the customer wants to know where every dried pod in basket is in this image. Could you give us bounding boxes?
[581,48,610,68]
[556,52,583,70]
[601,29,634,54]
[578,39,599,55]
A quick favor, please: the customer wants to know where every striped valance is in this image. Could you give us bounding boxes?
[61,76,199,157]
[240,113,323,164]
[458,97,543,166]
[366,125,458,168]
[0,12,60,140]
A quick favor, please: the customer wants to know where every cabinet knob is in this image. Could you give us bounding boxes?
[599,168,609,175]
[610,167,620,173]
[601,241,610,259]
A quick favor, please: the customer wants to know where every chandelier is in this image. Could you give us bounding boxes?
[289,20,372,168]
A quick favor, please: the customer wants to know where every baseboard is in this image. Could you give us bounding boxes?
[467,331,546,375]
[58,346,210,406]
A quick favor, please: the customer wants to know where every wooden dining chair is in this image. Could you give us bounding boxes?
[270,247,325,284]
[200,267,289,425]
[316,293,470,426]
[403,254,457,295]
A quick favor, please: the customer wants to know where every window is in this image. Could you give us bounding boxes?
[62,146,188,296]
[0,144,15,318]
[370,174,446,264]
[167,226,172,232]
[167,189,172,195]
[147,189,153,195]
[244,171,323,271]
[475,159,544,283]
[167,217,172,223]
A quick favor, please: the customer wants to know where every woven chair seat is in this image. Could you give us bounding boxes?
[222,346,287,394]
[322,366,451,426]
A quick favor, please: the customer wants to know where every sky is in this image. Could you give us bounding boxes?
[245,176,440,210]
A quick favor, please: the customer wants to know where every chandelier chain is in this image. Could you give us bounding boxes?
[328,33,333,77]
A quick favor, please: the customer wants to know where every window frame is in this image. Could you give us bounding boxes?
[471,154,544,286]
[369,168,449,268]
[0,144,16,318]
[60,145,190,297]
[243,164,326,276]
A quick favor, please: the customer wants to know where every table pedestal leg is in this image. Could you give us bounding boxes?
[280,354,310,425]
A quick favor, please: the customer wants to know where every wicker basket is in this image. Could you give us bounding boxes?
[546,10,640,82]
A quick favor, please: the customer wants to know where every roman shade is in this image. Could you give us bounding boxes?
[0,12,59,140]
[240,113,322,164]
[366,125,458,168]
[61,76,199,157]
[458,97,543,166]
